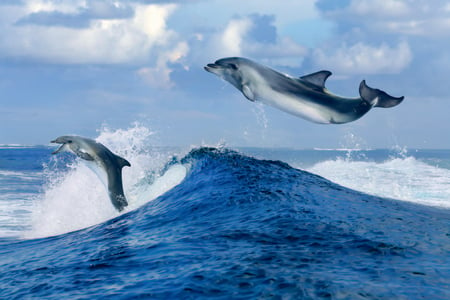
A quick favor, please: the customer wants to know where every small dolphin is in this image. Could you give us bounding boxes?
[205,57,404,124]
[51,135,130,212]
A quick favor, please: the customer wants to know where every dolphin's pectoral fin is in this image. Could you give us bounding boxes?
[74,149,95,161]
[359,80,404,108]
[242,85,255,101]
[300,70,332,88]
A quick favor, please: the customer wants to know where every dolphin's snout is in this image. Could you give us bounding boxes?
[51,137,65,144]
[50,137,68,154]
[204,63,220,73]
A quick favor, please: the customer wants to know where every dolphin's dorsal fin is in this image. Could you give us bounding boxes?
[300,70,332,88]
[115,154,131,168]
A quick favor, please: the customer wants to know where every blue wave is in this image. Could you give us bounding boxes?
[1,147,449,299]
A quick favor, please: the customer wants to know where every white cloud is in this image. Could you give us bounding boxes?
[347,0,411,17]
[217,18,253,56]
[137,41,189,89]
[0,2,184,65]
[321,0,450,37]
[207,15,307,67]
[0,1,191,88]
[313,41,412,75]
[184,0,319,30]
[245,36,307,66]
[24,0,83,14]
[383,18,450,36]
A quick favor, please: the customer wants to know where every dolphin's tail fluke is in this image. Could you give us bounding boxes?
[359,80,404,108]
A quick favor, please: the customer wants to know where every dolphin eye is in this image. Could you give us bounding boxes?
[229,63,238,70]
[68,140,73,143]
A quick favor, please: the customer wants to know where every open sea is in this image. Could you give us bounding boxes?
[0,126,449,299]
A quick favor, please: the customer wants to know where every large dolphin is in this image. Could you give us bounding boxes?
[51,135,130,212]
[204,57,404,124]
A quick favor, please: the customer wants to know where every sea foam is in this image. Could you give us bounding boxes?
[307,155,450,208]
[25,124,186,239]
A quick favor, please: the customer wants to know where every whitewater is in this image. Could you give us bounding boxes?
[0,124,449,299]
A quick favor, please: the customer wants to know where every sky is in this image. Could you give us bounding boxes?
[0,0,449,149]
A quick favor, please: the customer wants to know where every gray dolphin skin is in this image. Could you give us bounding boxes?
[51,135,131,212]
[205,57,404,124]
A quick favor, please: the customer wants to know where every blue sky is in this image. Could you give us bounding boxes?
[0,0,449,148]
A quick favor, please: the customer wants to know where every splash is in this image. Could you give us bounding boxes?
[307,150,450,208]
[25,124,186,239]
[251,102,269,130]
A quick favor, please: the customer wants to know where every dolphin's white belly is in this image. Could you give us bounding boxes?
[255,85,331,124]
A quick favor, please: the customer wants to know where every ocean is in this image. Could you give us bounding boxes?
[0,126,449,299]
